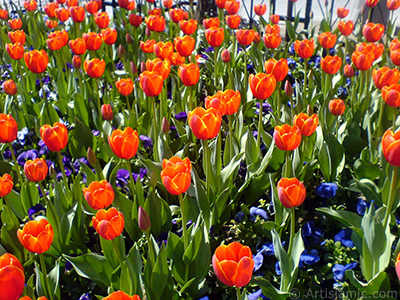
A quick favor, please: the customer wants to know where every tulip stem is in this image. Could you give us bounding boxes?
[38,73,52,123]
[287,207,296,258]
[236,287,241,300]
[276,81,282,121]
[383,166,398,227]
[57,151,69,192]
[257,98,263,152]
[39,253,54,300]
[178,193,189,249]
[228,115,234,162]
[125,159,137,202]
[303,58,308,108]
[8,143,23,187]
[202,140,211,197]
[214,46,219,91]
[243,48,248,102]
[152,97,160,162]
[393,107,397,131]
[111,237,125,266]
[145,231,157,264]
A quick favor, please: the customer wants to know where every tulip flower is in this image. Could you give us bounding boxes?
[83,32,103,51]
[178,63,200,86]
[226,14,241,29]
[179,19,197,35]
[169,8,187,23]
[94,11,110,28]
[101,104,113,120]
[293,113,319,136]
[277,177,306,208]
[8,30,25,45]
[146,58,171,80]
[387,0,400,10]
[0,174,13,197]
[149,8,161,15]
[24,158,48,182]
[55,8,70,21]
[321,55,342,75]
[356,42,383,61]
[46,19,58,29]
[140,39,156,53]
[352,50,374,71]
[40,122,68,152]
[329,99,346,116]
[92,207,125,240]
[44,2,58,17]
[273,124,302,151]
[66,0,78,6]
[205,27,224,47]
[116,78,134,96]
[145,15,166,32]
[318,32,337,49]
[264,58,289,81]
[138,206,151,232]
[24,50,49,73]
[101,28,117,45]
[203,17,220,29]
[365,0,379,7]
[337,7,349,18]
[72,55,81,68]
[129,14,143,26]
[2,79,17,96]
[8,19,22,30]
[382,129,400,167]
[163,0,173,8]
[362,22,385,42]
[47,36,63,51]
[254,3,266,15]
[0,253,25,300]
[188,107,222,140]
[18,218,54,253]
[139,71,163,97]
[396,253,400,283]
[344,65,355,77]
[338,20,354,36]
[372,67,400,90]
[0,9,8,20]
[83,180,114,210]
[85,0,101,14]
[6,43,24,60]
[154,41,174,60]
[221,49,231,63]
[102,291,141,300]
[294,38,314,59]
[0,114,18,143]
[382,84,400,107]
[390,39,400,51]
[249,73,276,100]
[108,127,139,159]
[69,38,86,55]
[236,29,255,46]
[70,6,85,22]
[84,58,106,78]
[161,156,192,195]
[205,94,227,115]
[270,14,280,24]
[169,52,185,66]
[174,35,195,57]
[263,33,282,49]
[225,0,240,14]
[24,0,37,11]
[215,0,227,8]
[391,49,400,66]
[219,89,241,115]
[212,242,254,287]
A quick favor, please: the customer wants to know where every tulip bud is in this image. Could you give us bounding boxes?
[253,32,261,44]
[344,64,354,77]
[138,206,151,232]
[130,61,138,74]
[101,104,113,121]
[324,0,328,6]
[122,19,126,26]
[140,61,146,73]
[285,80,293,96]
[72,55,81,69]
[87,147,98,166]
[307,105,313,116]
[125,33,132,43]
[162,117,170,133]
[118,44,125,58]
[146,26,151,37]
[221,49,231,63]
[50,165,57,178]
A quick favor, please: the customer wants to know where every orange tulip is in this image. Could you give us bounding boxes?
[321,55,342,75]
[69,38,86,55]
[236,29,255,46]
[83,180,114,210]
[318,32,337,49]
[116,78,134,96]
[154,41,174,60]
[2,79,17,96]
[179,19,197,35]
[221,49,231,63]
[264,58,288,82]
[294,38,314,59]
[178,63,200,86]
[146,58,171,80]
[352,50,374,71]
[372,67,400,89]
[211,89,241,115]
[102,28,117,45]
[66,0,79,7]
[0,9,8,20]
[270,14,280,24]
[101,104,113,121]
[0,114,18,143]
[48,30,68,47]
[382,129,400,166]
[85,0,102,14]
[391,49,400,66]
[103,291,141,300]
[215,0,227,8]
[161,156,191,195]
[205,27,224,48]
[293,113,319,136]
[226,14,241,29]
[382,84,400,107]
[277,177,306,208]
[145,15,166,32]
[44,2,58,17]
[337,6,349,18]
[249,73,276,100]
[72,55,81,68]
[8,30,25,45]
[55,8,70,22]
[266,24,280,34]
[83,32,103,51]
[338,20,354,36]
[387,0,400,10]
[108,127,139,159]
[365,0,379,7]
[356,42,383,61]
[263,33,281,49]
[8,19,22,30]
[17,218,54,253]
[84,58,106,78]
[0,174,13,197]
[188,107,222,140]
[70,6,85,22]
[129,14,143,26]
[47,36,63,51]
[92,207,125,240]
[225,0,240,15]
[140,71,163,97]
[140,39,156,53]
[40,122,68,152]
[163,0,173,8]
[148,8,161,15]
[0,253,25,300]
[24,0,37,11]
[203,17,220,29]
[94,11,110,28]
[363,22,385,42]
[329,99,346,116]
[212,242,254,287]
[205,94,227,115]
[169,8,187,23]
[169,52,185,66]
[24,50,49,73]
[344,64,355,77]
[46,19,58,29]
[390,39,400,51]
[126,0,136,10]
[174,35,195,57]
[273,124,302,151]
[254,3,266,15]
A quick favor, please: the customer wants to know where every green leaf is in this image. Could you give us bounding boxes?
[271,230,291,290]
[68,122,96,158]
[251,277,289,300]
[317,207,362,230]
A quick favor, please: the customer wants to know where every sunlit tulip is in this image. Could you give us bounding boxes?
[24,50,49,73]
[277,177,306,208]
[365,0,379,7]
[329,99,346,116]
[0,114,18,143]
[0,174,13,197]
[264,58,288,81]
[387,0,400,10]
[24,157,48,181]
[83,180,114,210]
[318,32,337,49]
[293,113,319,136]
[356,42,383,61]
[174,35,195,57]
[69,38,86,55]
[101,104,113,120]
[8,30,25,45]
[129,14,143,27]
[0,253,25,300]
[382,84,400,107]
[254,3,266,15]
[55,8,70,22]
[179,19,197,35]
[205,27,224,47]
[83,32,103,51]
[363,22,385,42]
[338,20,354,36]
[8,19,22,30]
[373,67,400,89]
[94,11,110,28]
[203,17,220,29]
[84,58,105,78]
[263,33,281,49]
[140,71,164,97]
[352,50,374,70]
[116,78,134,96]
[188,107,222,140]
[382,129,400,166]
[24,0,37,11]
[102,28,117,45]
[146,58,171,79]
[169,8,187,23]
[108,127,139,159]
[236,29,255,46]
[178,63,200,86]
[92,208,125,240]
[70,6,85,22]
[344,64,354,77]
[145,15,166,32]
[270,14,280,24]
[2,79,17,96]
[102,291,141,300]
[225,0,240,15]
[337,7,349,18]
[17,218,54,253]
[161,157,192,195]
[85,0,102,14]
[226,14,241,29]
[140,39,156,53]
[154,41,174,60]
[6,43,24,60]
[273,124,302,151]
[321,55,342,75]
[0,9,8,20]
[249,73,276,100]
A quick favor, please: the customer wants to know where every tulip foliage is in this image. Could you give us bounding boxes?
[1,1,400,300]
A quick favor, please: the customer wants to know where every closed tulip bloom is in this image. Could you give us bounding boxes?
[70,6,85,22]
[274,124,302,151]
[265,25,281,34]
[55,8,70,21]
[352,50,374,71]
[270,14,280,24]
[17,218,54,253]
[356,42,383,61]
[92,207,125,240]
[254,3,266,15]
[387,0,400,10]
[382,84,400,107]
[215,0,227,8]
[140,39,156,53]
[179,19,197,35]
[154,41,174,60]
[318,32,337,49]
[277,177,306,208]
[263,33,281,49]
[188,107,222,140]
[129,14,143,26]
[169,52,185,66]
[337,7,349,18]
[69,38,86,55]
[205,94,227,115]
[321,55,342,75]
[116,78,134,96]
[178,63,200,86]
[84,58,106,78]
[48,30,69,47]
[338,20,354,36]
[363,22,385,42]
[329,99,346,116]
[0,174,13,197]
[294,38,314,59]
[391,49,400,66]
[148,8,161,15]
[83,32,103,51]
[86,0,101,14]
[118,0,129,8]
[24,0,37,11]
[145,15,166,32]
[102,28,117,45]
[101,104,113,120]
[2,79,17,96]
[67,0,79,7]
[72,55,81,68]
[344,64,355,77]
[44,2,58,17]
[161,156,191,195]
[225,0,240,15]
[174,35,195,57]
[46,19,58,29]
[103,291,141,300]
[0,9,8,20]
[125,0,136,10]
[0,114,18,143]
[109,127,139,159]
[83,180,114,210]
[8,19,22,30]
[8,30,25,45]
[249,73,276,100]
[57,0,67,4]
[40,122,68,152]
[169,8,187,23]
[140,71,163,96]
[163,0,173,8]
[236,29,255,46]
[264,58,288,82]
[94,11,110,28]
[203,17,220,29]
[219,89,241,115]
[212,242,254,287]
[24,50,49,73]
[293,113,319,136]
[365,0,379,7]
[146,58,171,79]
[373,67,400,89]
[390,39,400,51]
[47,36,63,51]
[226,14,241,29]
[205,27,224,47]
[0,253,25,300]
[382,129,400,166]
[221,49,231,63]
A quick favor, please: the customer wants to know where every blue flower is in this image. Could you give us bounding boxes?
[140,135,153,148]
[248,289,268,300]
[28,203,46,220]
[332,262,357,281]
[253,251,264,271]
[302,221,324,245]
[334,229,354,248]
[275,261,282,275]
[250,207,268,221]
[316,182,338,198]
[234,211,245,222]
[356,198,369,216]
[78,293,91,300]
[17,149,39,166]
[257,242,275,257]
[255,102,273,115]
[299,249,320,267]
[175,111,188,122]
[17,127,29,145]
